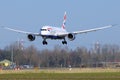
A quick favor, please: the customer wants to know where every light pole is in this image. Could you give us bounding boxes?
[11,47,14,69]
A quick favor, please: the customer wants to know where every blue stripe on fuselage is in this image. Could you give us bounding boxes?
[42,35,64,39]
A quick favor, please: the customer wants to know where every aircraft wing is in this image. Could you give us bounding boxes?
[56,25,114,37]
[72,25,113,35]
[4,27,40,36]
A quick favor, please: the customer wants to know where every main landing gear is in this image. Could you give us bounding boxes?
[62,38,67,45]
[42,40,48,45]
[42,38,67,45]
[42,40,67,45]
[62,41,67,45]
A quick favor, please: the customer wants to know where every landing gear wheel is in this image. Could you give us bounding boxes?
[43,41,48,45]
[62,41,67,45]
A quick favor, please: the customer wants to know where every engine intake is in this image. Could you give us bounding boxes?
[68,33,75,41]
[27,34,35,41]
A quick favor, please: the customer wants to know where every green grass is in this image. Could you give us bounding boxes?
[0,68,120,80]
[0,72,120,80]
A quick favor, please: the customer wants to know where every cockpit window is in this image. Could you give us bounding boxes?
[41,29,47,31]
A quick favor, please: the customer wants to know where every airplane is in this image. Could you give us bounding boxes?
[3,12,114,45]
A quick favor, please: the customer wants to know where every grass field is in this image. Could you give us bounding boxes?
[0,68,120,80]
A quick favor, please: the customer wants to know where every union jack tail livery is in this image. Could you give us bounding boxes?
[62,11,66,29]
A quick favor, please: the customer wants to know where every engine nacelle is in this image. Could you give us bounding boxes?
[27,34,35,41]
[68,33,76,41]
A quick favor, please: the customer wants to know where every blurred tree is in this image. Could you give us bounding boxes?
[1,43,120,68]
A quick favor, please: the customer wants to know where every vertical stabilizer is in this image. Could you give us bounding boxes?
[62,11,66,29]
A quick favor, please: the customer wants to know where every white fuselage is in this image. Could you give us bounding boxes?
[40,26,68,39]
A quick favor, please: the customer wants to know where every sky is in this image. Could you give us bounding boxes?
[0,0,120,50]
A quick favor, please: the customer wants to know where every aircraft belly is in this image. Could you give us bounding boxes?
[42,35,64,39]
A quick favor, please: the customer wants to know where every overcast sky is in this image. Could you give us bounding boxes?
[0,0,120,50]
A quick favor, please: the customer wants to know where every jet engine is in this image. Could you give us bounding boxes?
[68,33,75,41]
[27,34,35,41]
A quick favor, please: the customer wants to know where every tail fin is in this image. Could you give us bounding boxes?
[62,11,66,29]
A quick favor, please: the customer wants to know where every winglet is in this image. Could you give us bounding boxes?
[62,11,66,29]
